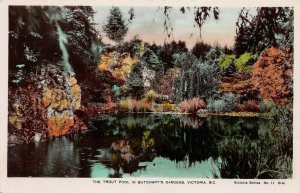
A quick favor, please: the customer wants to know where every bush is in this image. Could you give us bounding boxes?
[130,99,139,112]
[161,103,176,112]
[178,98,206,114]
[118,100,130,112]
[259,100,275,113]
[235,53,257,73]
[207,93,238,112]
[135,99,152,112]
[145,90,157,101]
[235,100,260,112]
[219,54,236,70]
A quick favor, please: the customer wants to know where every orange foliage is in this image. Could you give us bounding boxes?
[178,98,206,114]
[99,63,108,72]
[220,76,253,93]
[252,47,292,105]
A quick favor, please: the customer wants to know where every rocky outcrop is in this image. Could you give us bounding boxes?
[8,64,87,144]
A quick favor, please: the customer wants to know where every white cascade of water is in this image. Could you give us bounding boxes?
[56,23,74,75]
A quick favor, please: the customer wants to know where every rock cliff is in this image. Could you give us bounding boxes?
[8,64,87,145]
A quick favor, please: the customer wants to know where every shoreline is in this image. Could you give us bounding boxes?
[95,111,271,118]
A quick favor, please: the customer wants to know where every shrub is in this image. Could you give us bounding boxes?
[98,63,108,72]
[178,98,206,114]
[118,100,130,112]
[235,100,260,112]
[135,99,152,112]
[207,93,238,112]
[145,90,157,101]
[130,99,140,112]
[252,47,292,105]
[219,54,236,70]
[162,103,176,112]
[235,53,257,73]
[259,100,275,113]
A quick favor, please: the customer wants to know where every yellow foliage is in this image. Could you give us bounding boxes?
[145,90,156,101]
[118,100,130,112]
[162,103,176,112]
[99,63,108,72]
[98,51,138,81]
[98,52,114,72]
[8,104,23,129]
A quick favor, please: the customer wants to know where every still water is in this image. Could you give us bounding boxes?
[8,114,273,178]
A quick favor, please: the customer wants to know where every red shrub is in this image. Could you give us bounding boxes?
[245,100,260,112]
[178,98,206,114]
[236,103,245,112]
[235,100,260,112]
[131,99,139,112]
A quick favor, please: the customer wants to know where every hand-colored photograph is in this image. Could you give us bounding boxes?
[7,6,293,178]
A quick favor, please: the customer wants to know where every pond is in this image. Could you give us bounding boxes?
[8,114,275,178]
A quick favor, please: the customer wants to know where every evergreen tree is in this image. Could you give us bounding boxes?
[234,7,293,55]
[191,41,212,61]
[103,6,128,44]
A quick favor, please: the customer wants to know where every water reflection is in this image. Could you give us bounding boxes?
[8,136,80,177]
[8,114,274,178]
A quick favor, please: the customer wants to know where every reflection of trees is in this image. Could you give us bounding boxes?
[89,114,285,178]
[9,114,284,178]
[94,139,155,177]
[8,136,80,177]
[179,115,206,129]
[152,117,219,165]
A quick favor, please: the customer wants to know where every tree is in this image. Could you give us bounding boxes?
[159,40,188,70]
[9,6,61,81]
[173,52,220,102]
[191,41,212,61]
[103,6,128,44]
[9,6,99,82]
[234,7,294,55]
[126,62,144,99]
[252,47,292,105]
[62,6,99,76]
[161,6,219,39]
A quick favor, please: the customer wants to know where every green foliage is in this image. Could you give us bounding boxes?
[103,6,128,43]
[9,6,99,83]
[205,47,224,67]
[126,62,144,99]
[235,53,257,73]
[159,40,188,69]
[174,52,220,102]
[112,85,121,97]
[219,54,236,70]
[234,8,294,54]
[219,53,257,74]
[142,130,155,149]
[259,100,276,113]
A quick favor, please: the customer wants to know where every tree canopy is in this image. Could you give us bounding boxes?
[103,6,129,43]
